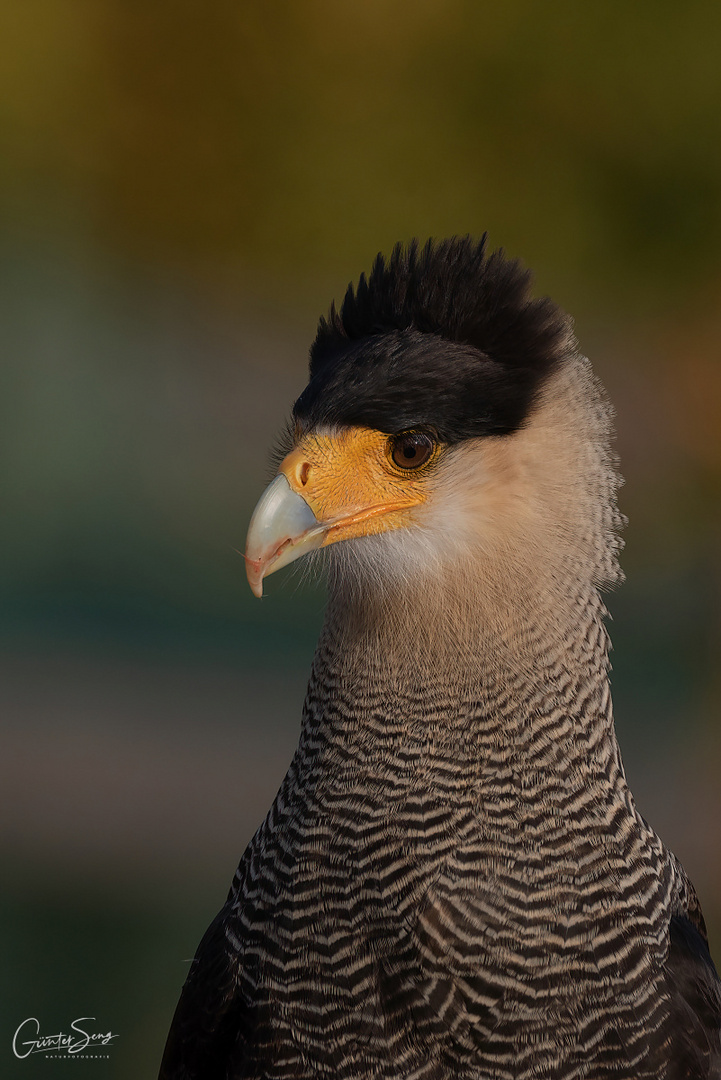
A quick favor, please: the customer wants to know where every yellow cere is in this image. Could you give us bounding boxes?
[279,427,434,546]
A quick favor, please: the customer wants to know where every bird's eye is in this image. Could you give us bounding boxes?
[389,431,435,471]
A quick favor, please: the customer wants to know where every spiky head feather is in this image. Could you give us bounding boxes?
[294,236,571,442]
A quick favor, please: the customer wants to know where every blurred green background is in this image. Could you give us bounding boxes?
[1,2,720,1076]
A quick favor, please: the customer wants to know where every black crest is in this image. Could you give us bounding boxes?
[294,236,571,442]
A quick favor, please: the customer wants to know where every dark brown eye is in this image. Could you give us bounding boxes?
[390,430,435,470]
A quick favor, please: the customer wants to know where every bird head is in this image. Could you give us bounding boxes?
[245,237,622,606]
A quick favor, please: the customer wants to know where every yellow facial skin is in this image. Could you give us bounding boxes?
[244,425,440,595]
[279,427,435,547]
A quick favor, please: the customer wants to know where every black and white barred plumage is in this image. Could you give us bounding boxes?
[160,237,721,1079]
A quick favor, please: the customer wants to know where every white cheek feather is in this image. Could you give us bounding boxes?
[318,354,623,626]
[288,352,625,676]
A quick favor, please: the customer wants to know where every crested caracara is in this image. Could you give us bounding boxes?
[160,236,721,1079]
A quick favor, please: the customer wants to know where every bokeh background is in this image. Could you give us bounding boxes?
[1,3,720,1076]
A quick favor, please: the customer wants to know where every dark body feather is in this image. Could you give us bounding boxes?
[160,239,721,1079]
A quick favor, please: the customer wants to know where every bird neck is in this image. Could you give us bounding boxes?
[300,354,629,801]
[306,558,625,798]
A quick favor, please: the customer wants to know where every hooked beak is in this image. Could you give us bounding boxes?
[244,474,326,598]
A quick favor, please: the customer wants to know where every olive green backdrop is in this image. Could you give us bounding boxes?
[1,3,720,1077]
